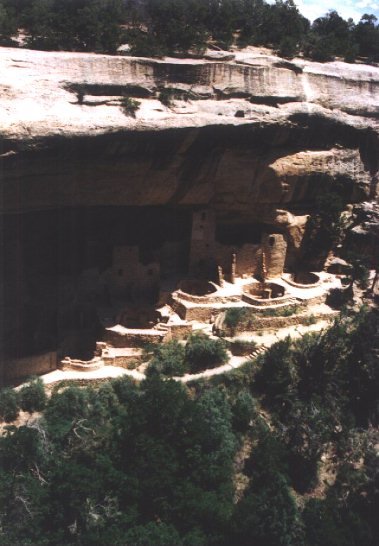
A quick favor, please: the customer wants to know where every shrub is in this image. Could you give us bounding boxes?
[278,36,298,58]
[304,314,317,326]
[120,96,141,117]
[224,308,247,330]
[19,377,47,413]
[147,340,188,377]
[261,305,300,318]
[231,339,257,356]
[185,333,228,373]
[0,388,19,423]
[232,390,256,433]
[158,88,191,107]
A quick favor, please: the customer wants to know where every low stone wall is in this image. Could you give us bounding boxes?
[234,311,337,334]
[103,350,143,369]
[60,356,104,372]
[242,293,295,307]
[296,294,328,306]
[283,274,321,289]
[105,327,166,348]
[173,290,240,305]
[3,351,57,382]
[184,306,220,322]
[168,323,193,340]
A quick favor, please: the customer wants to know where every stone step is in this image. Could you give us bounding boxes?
[248,344,267,359]
[155,323,170,331]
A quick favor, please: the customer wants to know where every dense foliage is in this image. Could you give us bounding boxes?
[0,0,378,62]
[0,307,377,545]
[147,333,228,376]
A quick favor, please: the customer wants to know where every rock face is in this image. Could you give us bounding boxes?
[1,46,378,214]
[0,46,378,378]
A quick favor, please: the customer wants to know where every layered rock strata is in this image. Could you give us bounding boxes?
[0,46,378,381]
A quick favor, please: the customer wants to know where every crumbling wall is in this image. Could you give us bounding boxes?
[214,243,260,278]
[3,351,57,383]
[261,234,287,278]
[189,210,216,277]
[109,246,160,297]
[104,327,165,348]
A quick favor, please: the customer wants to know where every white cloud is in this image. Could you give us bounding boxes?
[355,1,379,9]
[295,0,379,21]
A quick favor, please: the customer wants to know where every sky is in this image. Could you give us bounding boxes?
[295,0,379,22]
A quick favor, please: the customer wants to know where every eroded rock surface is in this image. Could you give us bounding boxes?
[0,46,378,377]
[1,46,378,214]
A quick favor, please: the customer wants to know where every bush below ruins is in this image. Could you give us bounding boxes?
[231,339,257,356]
[185,332,228,373]
[0,308,377,545]
[146,340,188,377]
[147,333,229,376]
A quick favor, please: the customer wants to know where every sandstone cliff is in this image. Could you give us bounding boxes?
[0,46,378,371]
[0,46,378,215]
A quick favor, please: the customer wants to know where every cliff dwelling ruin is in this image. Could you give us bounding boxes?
[0,47,378,384]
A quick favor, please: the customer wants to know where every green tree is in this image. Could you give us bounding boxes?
[0,0,19,43]
[0,388,19,423]
[23,0,125,52]
[354,14,379,61]
[307,10,356,61]
[142,0,208,56]
[124,521,183,546]
[255,337,297,416]
[185,332,228,372]
[19,377,47,413]
[147,339,187,377]
[231,470,304,546]
[232,389,256,433]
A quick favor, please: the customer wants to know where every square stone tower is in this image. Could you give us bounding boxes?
[189,209,216,278]
[261,233,287,278]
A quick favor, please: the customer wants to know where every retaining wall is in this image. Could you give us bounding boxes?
[3,351,57,382]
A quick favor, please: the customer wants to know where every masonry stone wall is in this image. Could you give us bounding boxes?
[233,310,337,333]
[167,323,193,340]
[189,209,216,277]
[262,234,287,278]
[104,328,166,348]
[103,355,143,368]
[110,245,160,297]
[4,351,57,382]
[214,243,260,279]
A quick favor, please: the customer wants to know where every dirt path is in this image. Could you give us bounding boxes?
[39,319,331,387]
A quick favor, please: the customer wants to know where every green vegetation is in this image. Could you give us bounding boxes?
[18,0,124,53]
[254,307,379,491]
[185,332,228,372]
[301,191,347,267]
[0,388,19,423]
[261,304,301,317]
[0,1,378,63]
[147,334,228,376]
[147,339,187,376]
[303,313,317,325]
[19,377,47,413]
[120,96,141,116]
[224,307,246,330]
[0,307,377,545]
[230,339,257,356]
[158,88,192,107]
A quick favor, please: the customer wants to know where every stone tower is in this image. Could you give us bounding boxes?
[189,209,216,278]
[261,233,287,278]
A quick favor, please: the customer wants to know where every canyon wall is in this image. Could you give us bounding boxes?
[0,46,378,382]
